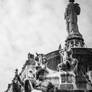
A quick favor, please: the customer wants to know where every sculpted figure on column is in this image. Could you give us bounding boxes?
[65,0,81,35]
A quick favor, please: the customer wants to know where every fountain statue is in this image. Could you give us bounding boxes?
[58,48,78,72]
[58,48,78,90]
[65,0,81,35]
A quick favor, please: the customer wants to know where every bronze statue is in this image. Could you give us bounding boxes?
[65,0,81,35]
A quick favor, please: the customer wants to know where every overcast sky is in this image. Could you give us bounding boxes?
[0,0,92,91]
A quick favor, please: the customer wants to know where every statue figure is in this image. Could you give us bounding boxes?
[58,49,78,72]
[35,53,48,69]
[26,53,35,65]
[65,0,81,35]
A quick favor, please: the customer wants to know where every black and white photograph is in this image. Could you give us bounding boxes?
[0,0,92,92]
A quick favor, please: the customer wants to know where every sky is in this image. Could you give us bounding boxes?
[0,0,92,91]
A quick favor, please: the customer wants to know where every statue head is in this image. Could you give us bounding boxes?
[28,52,34,60]
[69,0,75,3]
[15,69,18,75]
